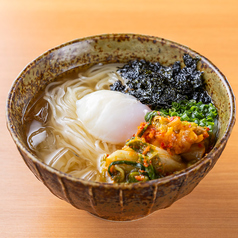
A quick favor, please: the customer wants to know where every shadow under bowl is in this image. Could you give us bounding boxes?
[6,34,236,221]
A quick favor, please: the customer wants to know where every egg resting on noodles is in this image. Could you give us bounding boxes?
[76,90,151,145]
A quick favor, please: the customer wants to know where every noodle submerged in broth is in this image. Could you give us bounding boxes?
[24,57,218,183]
[25,63,128,182]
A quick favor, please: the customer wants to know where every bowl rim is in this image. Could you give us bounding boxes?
[6,33,236,189]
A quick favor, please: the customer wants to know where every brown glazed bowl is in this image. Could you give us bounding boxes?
[6,34,236,221]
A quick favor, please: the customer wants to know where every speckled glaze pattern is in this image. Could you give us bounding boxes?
[6,34,236,221]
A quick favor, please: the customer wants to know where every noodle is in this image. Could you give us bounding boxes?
[27,63,124,182]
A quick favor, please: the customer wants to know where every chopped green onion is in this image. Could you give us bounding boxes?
[170,112,178,116]
[180,113,190,121]
[160,99,218,133]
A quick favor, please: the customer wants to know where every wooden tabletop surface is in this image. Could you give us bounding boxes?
[1,0,237,237]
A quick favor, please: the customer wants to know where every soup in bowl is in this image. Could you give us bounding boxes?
[6,34,235,221]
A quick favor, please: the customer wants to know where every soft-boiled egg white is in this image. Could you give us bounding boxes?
[76,90,151,144]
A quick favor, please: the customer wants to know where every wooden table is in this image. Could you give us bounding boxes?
[1,0,237,237]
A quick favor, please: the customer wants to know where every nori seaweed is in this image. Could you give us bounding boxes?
[110,54,211,110]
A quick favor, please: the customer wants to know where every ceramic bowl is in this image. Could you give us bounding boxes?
[6,34,236,221]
